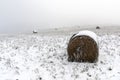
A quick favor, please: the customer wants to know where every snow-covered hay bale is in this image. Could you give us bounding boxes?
[67,30,99,63]
[33,30,38,34]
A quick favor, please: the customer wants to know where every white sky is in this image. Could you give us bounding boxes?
[0,0,120,33]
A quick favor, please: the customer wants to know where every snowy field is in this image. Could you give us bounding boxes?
[0,31,120,80]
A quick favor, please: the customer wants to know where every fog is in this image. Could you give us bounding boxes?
[0,0,120,33]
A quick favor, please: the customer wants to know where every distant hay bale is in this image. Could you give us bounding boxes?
[33,30,38,34]
[96,26,100,29]
[67,30,99,63]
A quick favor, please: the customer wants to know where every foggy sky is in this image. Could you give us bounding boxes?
[0,0,120,33]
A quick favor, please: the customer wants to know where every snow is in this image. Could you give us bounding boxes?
[73,30,98,44]
[0,33,120,80]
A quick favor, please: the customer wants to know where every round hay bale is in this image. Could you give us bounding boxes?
[33,30,38,34]
[67,30,99,63]
[96,26,100,29]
